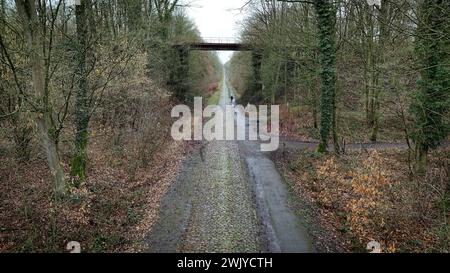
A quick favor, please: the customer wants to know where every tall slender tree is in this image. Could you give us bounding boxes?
[14,0,67,197]
[314,0,338,153]
[71,0,89,182]
[412,0,450,173]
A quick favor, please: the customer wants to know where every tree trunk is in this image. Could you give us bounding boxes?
[0,0,5,33]
[71,0,90,182]
[415,145,428,175]
[15,0,67,197]
[332,84,340,153]
[108,0,117,38]
[314,0,337,153]
[272,61,282,104]
[368,1,389,142]
[413,0,450,174]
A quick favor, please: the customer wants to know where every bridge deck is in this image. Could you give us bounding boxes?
[176,42,252,51]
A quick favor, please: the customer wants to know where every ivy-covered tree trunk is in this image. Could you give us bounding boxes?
[412,0,450,173]
[71,0,90,182]
[314,0,338,153]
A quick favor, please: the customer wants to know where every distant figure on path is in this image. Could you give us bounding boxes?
[230,96,236,108]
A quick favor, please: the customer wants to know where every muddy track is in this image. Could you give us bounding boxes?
[145,72,314,253]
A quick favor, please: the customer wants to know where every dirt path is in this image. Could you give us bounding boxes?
[280,139,449,153]
[145,72,314,253]
[280,139,409,151]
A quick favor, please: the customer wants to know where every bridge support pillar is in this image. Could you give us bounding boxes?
[251,50,263,98]
[173,45,190,100]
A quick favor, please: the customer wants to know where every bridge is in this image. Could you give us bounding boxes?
[177,37,252,51]
[171,37,262,100]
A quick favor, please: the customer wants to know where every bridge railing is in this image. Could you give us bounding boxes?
[200,37,241,44]
[172,37,253,50]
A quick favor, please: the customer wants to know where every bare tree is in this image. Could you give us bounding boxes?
[14,0,67,197]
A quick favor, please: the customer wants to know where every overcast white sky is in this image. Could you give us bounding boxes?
[186,0,248,64]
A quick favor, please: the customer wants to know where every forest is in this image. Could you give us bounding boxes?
[228,0,449,252]
[0,0,221,252]
[0,0,449,254]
